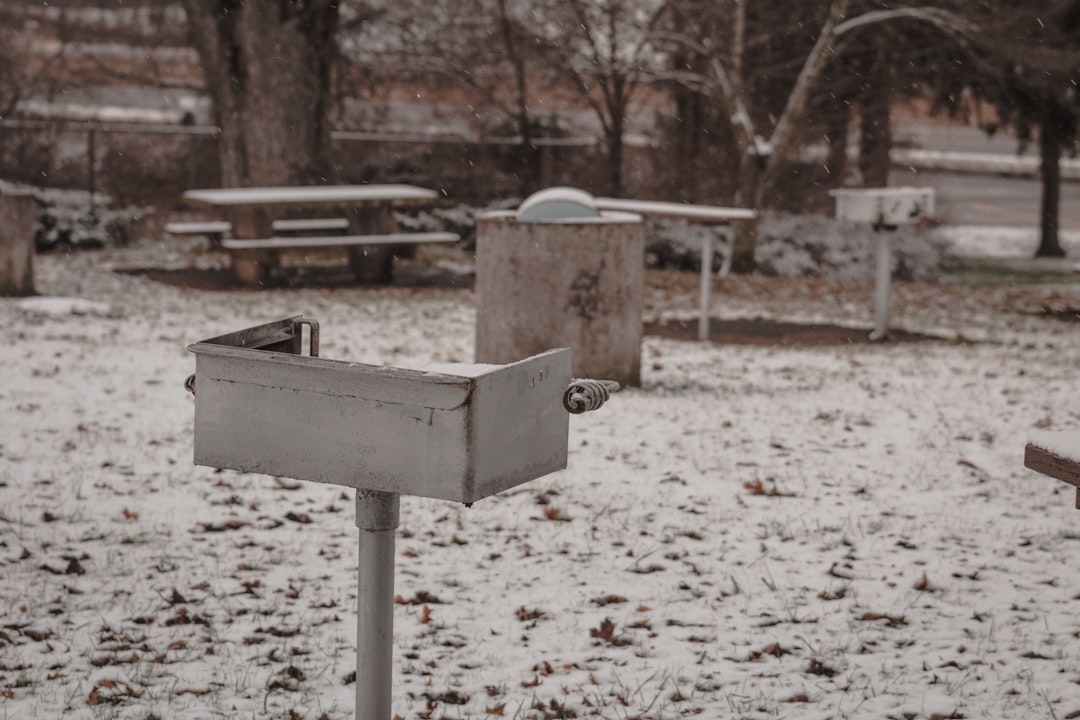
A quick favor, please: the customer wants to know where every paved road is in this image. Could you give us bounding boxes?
[894,123,1033,157]
[889,168,1080,230]
[892,123,1080,230]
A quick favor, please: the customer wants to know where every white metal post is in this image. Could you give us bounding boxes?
[698,236,714,341]
[355,489,400,720]
[870,231,892,341]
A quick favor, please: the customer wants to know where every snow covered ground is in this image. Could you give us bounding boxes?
[1,230,1079,720]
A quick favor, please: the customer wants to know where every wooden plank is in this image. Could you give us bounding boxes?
[1025,442,1080,510]
[1025,443,1080,486]
[220,232,459,251]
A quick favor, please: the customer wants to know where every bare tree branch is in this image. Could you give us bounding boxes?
[766,0,852,162]
[834,7,976,38]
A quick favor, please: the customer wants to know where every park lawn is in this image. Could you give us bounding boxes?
[1,232,1079,720]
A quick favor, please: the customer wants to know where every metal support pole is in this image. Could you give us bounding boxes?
[698,235,713,342]
[355,489,400,720]
[87,128,96,207]
[869,230,892,341]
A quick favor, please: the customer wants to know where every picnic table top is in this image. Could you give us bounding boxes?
[592,197,756,222]
[1028,430,1080,463]
[182,184,439,208]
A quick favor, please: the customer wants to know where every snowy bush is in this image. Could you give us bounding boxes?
[645,219,731,272]
[395,202,948,280]
[644,212,946,280]
[756,212,947,281]
[32,192,145,252]
[395,204,477,248]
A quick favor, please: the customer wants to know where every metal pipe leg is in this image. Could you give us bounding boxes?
[698,236,713,342]
[355,490,400,720]
[870,232,892,341]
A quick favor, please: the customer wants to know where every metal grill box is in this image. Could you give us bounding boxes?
[188,317,571,504]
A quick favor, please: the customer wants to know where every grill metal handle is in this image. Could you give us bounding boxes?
[563,379,620,414]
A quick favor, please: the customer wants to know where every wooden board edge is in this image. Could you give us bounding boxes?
[1025,443,1080,510]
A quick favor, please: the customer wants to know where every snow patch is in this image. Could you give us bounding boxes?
[16,296,114,317]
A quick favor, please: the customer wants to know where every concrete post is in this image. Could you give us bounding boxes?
[475,212,644,387]
[0,193,36,296]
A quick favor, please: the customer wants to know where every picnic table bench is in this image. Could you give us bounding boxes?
[164,218,352,249]
[1025,430,1080,509]
[180,184,456,285]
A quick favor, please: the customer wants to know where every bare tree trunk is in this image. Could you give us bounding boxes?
[607,111,625,197]
[1037,116,1066,257]
[825,104,851,182]
[716,0,852,273]
[730,150,765,273]
[670,86,706,200]
[495,0,541,194]
[858,47,891,187]
[182,0,339,187]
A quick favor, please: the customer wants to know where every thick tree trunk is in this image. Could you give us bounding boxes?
[606,115,625,197]
[1037,117,1066,258]
[858,47,891,187]
[730,149,766,274]
[182,1,339,187]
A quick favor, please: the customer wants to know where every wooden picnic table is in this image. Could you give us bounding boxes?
[181,184,449,285]
[1025,430,1080,509]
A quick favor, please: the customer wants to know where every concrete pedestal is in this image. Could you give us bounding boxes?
[0,193,36,296]
[475,211,644,387]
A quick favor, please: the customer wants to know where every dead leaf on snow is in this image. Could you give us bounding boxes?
[515,607,545,622]
[87,679,143,706]
[194,520,251,533]
[747,643,791,661]
[859,612,907,627]
[395,590,444,605]
[743,479,796,497]
[164,608,209,627]
[806,659,840,678]
[590,618,631,646]
[21,628,53,642]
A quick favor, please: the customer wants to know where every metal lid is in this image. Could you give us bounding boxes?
[516,187,602,222]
